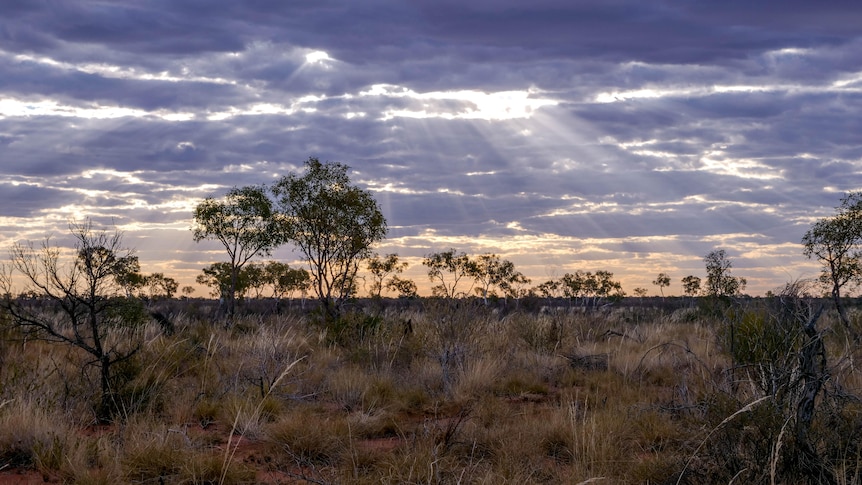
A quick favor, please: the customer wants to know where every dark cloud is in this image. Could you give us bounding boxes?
[0,1,859,294]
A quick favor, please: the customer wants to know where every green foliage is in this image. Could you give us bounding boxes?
[114,258,178,299]
[113,255,145,297]
[192,184,280,316]
[264,260,310,300]
[559,270,624,306]
[102,296,149,329]
[803,191,862,334]
[731,306,800,368]
[317,311,383,346]
[142,273,178,299]
[196,261,250,300]
[272,157,387,317]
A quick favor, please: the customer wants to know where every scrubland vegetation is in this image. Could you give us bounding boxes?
[1,164,860,483]
[1,292,861,484]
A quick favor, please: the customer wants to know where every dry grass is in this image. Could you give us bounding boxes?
[1,298,861,483]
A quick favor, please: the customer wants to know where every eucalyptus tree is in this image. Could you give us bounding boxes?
[652,272,671,297]
[192,184,280,317]
[366,253,409,299]
[113,255,145,297]
[535,279,562,300]
[558,270,623,307]
[593,270,625,304]
[681,275,702,301]
[272,158,387,318]
[143,273,178,299]
[0,221,148,422]
[196,262,252,301]
[423,248,475,298]
[704,249,746,298]
[498,268,531,303]
[802,191,862,335]
[113,258,178,300]
[469,253,531,304]
[264,261,310,300]
[264,260,310,311]
[386,275,419,298]
[243,262,269,299]
[558,271,585,304]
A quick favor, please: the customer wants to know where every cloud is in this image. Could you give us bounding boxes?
[0,1,857,295]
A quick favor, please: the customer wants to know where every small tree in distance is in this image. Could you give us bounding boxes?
[652,272,671,297]
[470,253,529,305]
[366,253,409,299]
[196,262,251,301]
[264,261,310,311]
[192,184,280,318]
[265,261,310,298]
[681,275,701,298]
[704,249,746,298]
[386,275,419,299]
[143,273,179,299]
[423,248,475,298]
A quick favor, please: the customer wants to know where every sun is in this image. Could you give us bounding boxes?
[304,50,332,64]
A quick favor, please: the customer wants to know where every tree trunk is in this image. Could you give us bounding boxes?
[228,259,238,319]
[832,284,858,341]
[794,306,836,485]
[97,354,113,423]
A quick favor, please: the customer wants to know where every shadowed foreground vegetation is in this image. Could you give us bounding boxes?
[1,294,862,484]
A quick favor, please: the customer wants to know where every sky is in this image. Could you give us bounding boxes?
[2,1,862,297]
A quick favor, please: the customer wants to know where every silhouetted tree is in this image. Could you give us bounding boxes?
[264,261,310,310]
[366,253,409,299]
[652,272,671,297]
[681,275,702,297]
[802,191,862,337]
[386,275,418,299]
[0,221,148,422]
[470,253,529,304]
[196,262,252,301]
[704,249,746,298]
[423,248,475,298]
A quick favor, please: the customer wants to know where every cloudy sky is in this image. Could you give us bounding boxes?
[2,1,861,297]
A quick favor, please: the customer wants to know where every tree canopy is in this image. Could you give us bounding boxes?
[192,184,280,317]
[704,249,746,298]
[272,157,387,317]
[802,191,862,336]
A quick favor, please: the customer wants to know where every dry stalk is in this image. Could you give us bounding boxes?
[676,395,772,485]
[219,356,305,485]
